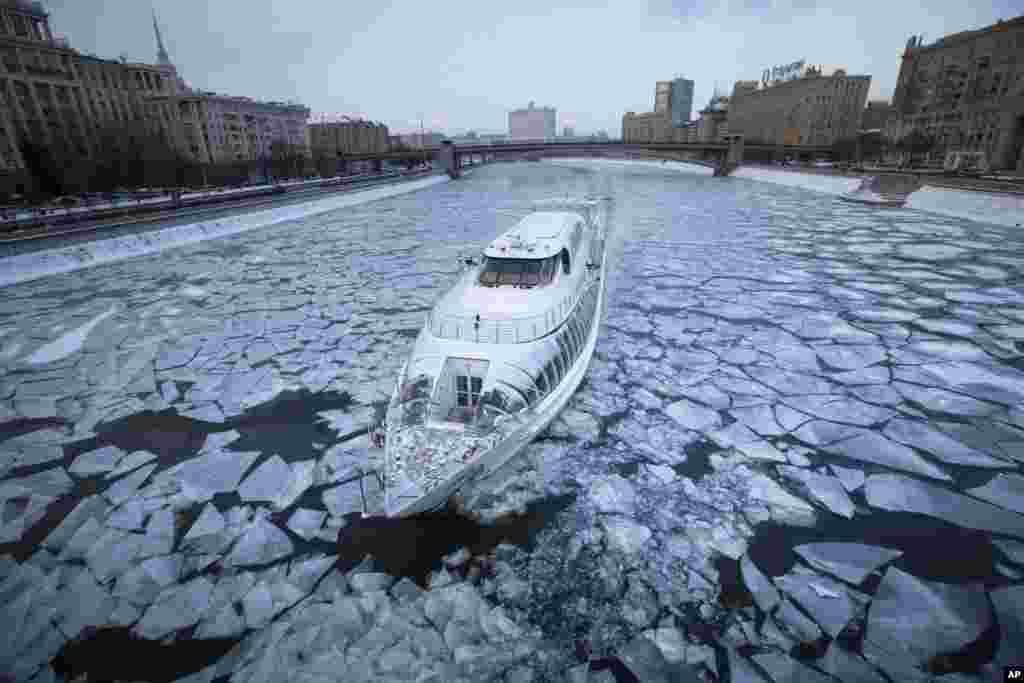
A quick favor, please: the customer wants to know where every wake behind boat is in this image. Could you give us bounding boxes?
[379,197,611,517]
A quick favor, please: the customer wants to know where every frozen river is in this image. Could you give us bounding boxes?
[1,160,1023,683]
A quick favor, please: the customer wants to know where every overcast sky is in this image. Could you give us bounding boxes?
[46,0,1020,136]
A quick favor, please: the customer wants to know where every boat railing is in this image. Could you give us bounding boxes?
[428,289,581,343]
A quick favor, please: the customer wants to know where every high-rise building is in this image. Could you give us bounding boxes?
[0,0,312,191]
[563,126,575,138]
[508,101,556,140]
[622,77,695,142]
[669,77,694,127]
[309,117,388,156]
[727,65,870,147]
[170,93,309,164]
[888,16,1024,170]
[860,100,893,131]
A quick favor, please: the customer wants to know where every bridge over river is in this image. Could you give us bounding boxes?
[0,159,1021,683]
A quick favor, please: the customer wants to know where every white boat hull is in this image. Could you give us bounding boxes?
[383,200,611,517]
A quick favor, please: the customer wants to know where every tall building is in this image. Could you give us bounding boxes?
[621,77,695,142]
[508,101,556,140]
[0,1,184,176]
[562,126,575,138]
[888,16,1024,170]
[0,0,311,192]
[669,77,694,127]
[171,93,309,164]
[727,65,870,147]
[309,117,388,157]
[860,100,893,131]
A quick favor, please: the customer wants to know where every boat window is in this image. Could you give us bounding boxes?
[478,256,558,288]
[560,249,571,275]
[456,374,483,407]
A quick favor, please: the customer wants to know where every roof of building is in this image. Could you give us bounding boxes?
[1,0,47,17]
[484,212,580,259]
[917,15,1024,51]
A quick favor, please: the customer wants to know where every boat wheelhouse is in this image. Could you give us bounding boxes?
[382,198,610,516]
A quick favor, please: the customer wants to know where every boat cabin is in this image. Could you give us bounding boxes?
[477,212,584,288]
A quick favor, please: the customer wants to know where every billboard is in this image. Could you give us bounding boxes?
[762,59,806,86]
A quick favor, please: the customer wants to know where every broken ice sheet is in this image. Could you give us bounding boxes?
[966,473,1024,515]
[793,543,902,585]
[863,568,990,676]
[774,567,865,638]
[992,585,1024,671]
[740,553,780,613]
[225,515,293,567]
[822,431,952,482]
[865,473,1024,539]
[287,508,327,540]
[883,418,1013,469]
[778,465,854,518]
[133,576,215,639]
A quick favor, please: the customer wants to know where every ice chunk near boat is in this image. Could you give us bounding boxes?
[816,644,889,683]
[883,418,1013,469]
[666,399,722,432]
[24,305,118,365]
[778,465,855,518]
[744,469,816,525]
[992,585,1024,671]
[287,508,327,540]
[753,652,835,683]
[828,464,865,492]
[863,568,990,677]
[740,554,780,613]
[822,431,952,482]
[133,576,215,639]
[775,567,864,638]
[793,543,902,585]
[966,473,1024,515]
[225,515,293,567]
[865,473,1024,539]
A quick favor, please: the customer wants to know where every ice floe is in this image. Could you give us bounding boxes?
[863,567,991,677]
[225,516,294,567]
[992,584,1024,671]
[822,431,952,481]
[24,306,119,365]
[865,473,1024,538]
[133,576,215,639]
[778,465,855,518]
[966,473,1024,515]
[793,543,902,585]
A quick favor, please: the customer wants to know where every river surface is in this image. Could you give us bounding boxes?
[1,160,1022,683]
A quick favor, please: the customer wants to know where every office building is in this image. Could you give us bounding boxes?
[509,101,556,140]
[309,117,388,157]
[668,77,694,127]
[0,0,311,192]
[860,100,893,132]
[888,16,1024,170]
[621,77,695,142]
[727,65,870,146]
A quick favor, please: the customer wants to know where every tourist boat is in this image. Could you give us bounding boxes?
[378,197,610,517]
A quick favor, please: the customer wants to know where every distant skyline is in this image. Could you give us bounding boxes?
[46,1,1021,136]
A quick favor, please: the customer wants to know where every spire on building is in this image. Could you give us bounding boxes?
[153,9,172,67]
